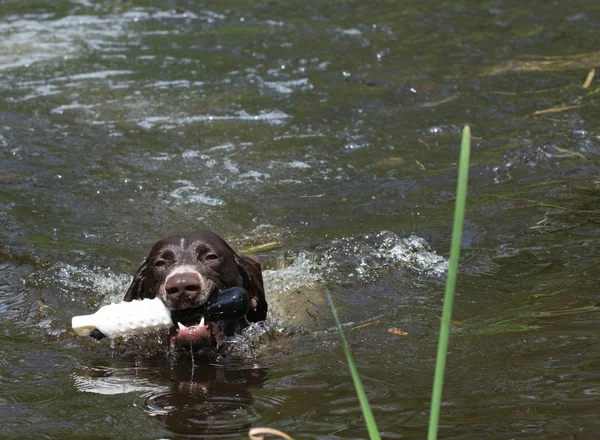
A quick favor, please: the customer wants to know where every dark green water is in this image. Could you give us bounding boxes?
[1,1,599,438]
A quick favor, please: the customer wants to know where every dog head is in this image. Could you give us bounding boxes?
[124,230,267,346]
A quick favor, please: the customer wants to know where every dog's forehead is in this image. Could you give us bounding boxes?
[151,235,181,251]
[151,231,230,255]
[185,230,230,251]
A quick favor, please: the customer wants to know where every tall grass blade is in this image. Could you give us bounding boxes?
[427,125,471,440]
[325,290,381,440]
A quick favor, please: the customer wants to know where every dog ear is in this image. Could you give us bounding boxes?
[123,260,148,302]
[236,254,267,322]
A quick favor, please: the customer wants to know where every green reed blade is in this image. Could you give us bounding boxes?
[428,125,471,440]
[325,290,381,440]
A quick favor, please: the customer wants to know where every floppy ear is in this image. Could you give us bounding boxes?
[123,260,148,302]
[236,254,267,322]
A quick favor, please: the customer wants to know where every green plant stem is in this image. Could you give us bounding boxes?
[428,125,471,440]
[325,290,381,440]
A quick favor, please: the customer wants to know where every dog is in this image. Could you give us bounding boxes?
[123,230,267,347]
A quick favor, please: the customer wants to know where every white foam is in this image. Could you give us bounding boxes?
[280,160,312,169]
[261,232,446,325]
[262,78,312,94]
[169,185,226,206]
[263,253,321,294]
[137,110,291,129]
[209,143,236,152]
[51,102,97,114]
[201,10,226,21]
[63,70,134,81]
[0,15,129,71]
[223,158,240,174]
[16,84,61,102]
[73,372,170,395]
[238,170,270,181]
[69,0,95,7]
[336,28,362,37]
[181,150,209,159]
[41,263,131,302]
[150,80,192,89]
[388,235,449,277]
[0,8,203,72]
[264,231,447,293]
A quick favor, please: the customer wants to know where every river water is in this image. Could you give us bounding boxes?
[1,1,599,438]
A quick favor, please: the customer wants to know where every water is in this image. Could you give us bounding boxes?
[1,0,600,438]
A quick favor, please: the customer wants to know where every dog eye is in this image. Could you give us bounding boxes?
[154,260,167,268]
[205,254,219,261]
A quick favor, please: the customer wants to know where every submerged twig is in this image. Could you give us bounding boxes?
[353,320,381,329]
[421,94,460,108]
[497,196,600,214]
[484,52,600,75]
[241,242,281,253]
[298,194,325,198]
[521,179,586,189]
[418,138,431,150]
[583,68,595,88]
[551,146,586,160]
[533,104,585,116]
[493,86,566,96]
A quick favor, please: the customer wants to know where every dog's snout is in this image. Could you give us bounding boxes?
[165,272,201,297]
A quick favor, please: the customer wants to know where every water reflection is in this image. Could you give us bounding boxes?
[74,356,268,438]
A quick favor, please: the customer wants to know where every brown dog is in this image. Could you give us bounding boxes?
[124,230,267,347]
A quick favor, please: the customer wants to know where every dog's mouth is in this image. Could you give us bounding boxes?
[169,308,214,346]
[168,287,250,347]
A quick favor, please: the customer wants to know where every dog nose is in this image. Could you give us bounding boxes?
[165,272,201,297]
